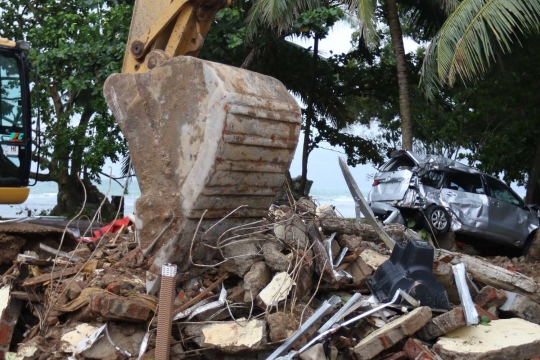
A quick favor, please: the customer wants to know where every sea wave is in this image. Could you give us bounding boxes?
[1,183,361,219]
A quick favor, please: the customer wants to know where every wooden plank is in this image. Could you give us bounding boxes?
[435,249,538,295]
[22,266,80,287]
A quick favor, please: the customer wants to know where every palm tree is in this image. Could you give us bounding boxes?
[421,0,540,99]
[350,0,458,150]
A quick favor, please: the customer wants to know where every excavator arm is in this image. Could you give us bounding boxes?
[122,0,230,74]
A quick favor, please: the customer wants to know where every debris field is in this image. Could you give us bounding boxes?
[2,198,540,360]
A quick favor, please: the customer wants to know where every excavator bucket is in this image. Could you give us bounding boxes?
[104,56,301,293]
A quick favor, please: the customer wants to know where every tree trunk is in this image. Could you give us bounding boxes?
[385,0,413,150]
[525,140,540,204]
[299,35,319,196]
[51,172,116,221]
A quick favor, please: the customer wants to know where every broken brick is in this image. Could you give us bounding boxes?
[353,306,432,359]
[474,286,507,309]
[403,338,437,360]
[417,307,466,341]
[89,293,151,322]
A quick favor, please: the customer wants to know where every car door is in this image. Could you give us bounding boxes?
[439,171,490,231]
[484,176,531,245]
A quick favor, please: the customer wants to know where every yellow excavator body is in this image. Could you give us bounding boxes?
[0,36,32,205]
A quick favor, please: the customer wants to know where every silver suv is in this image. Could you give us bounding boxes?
[367,150,539,252]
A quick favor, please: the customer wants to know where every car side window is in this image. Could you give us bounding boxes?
[485,177,523,207]
[444,172,484,194]
[421,171,443,188]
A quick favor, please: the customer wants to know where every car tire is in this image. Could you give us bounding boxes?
[522,231,539,258]
[423,205,451,235]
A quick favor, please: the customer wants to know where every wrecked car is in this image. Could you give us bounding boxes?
[367,150,539,252]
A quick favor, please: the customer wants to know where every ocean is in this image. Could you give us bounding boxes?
[0,179,365,219]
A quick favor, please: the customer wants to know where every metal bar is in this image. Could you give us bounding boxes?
[295,289,402,357]
[266,295,341,360]
[318,292,362,334]
[39,243,81,262]
[338,157,396,250]
[452,263,478,325]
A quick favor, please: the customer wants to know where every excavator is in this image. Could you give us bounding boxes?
[1,1,447,308]
[0,37,32,205]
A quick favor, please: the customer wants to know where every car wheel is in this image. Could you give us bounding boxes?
[522,231,539,258]
[424,205,451,235]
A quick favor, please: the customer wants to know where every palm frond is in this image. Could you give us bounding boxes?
[419,33,442,101]
[344,0,378,45]
[246,0,323,40]
[434,0,540,87]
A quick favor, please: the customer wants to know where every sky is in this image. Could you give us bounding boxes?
[286,22,419,193]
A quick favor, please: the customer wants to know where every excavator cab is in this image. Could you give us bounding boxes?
[0,38,32,204]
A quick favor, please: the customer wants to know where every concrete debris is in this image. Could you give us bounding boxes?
[434,318,540,359]
[299,343,326,360]
[359,249,389,270]
[316,205,337,219]
[243,261,271,303]
[3,196,540,359]
[499,291,540,324]
[258,271,295,307]
[185,318,266,353]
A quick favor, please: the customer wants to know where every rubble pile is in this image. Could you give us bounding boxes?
[2,199,540,360]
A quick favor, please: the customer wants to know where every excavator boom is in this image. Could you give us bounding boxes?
[122,0,230,74]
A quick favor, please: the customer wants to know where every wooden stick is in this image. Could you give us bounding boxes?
[173,273,228,317]
[22,266,80,287]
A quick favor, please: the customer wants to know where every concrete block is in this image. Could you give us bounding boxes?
[417,307,466,341]
[353,306,432,359]
[434,318,540,359]
[262,242,290,272]
[267,312,299,342]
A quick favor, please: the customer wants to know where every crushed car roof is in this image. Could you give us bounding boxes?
[396,151,481,174]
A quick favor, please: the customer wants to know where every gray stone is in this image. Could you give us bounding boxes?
[262,243,290,272]
[221,239,262,277]
[243,262,271,302]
